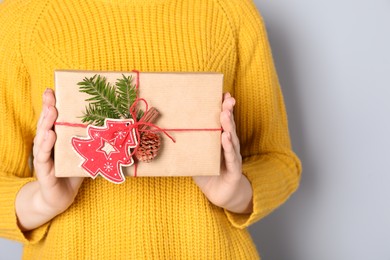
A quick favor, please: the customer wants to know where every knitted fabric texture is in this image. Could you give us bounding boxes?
[0,0,301,259]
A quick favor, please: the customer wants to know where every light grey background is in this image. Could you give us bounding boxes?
[1,0,389,259]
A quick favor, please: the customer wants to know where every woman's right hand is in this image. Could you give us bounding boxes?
[15,88,84,231]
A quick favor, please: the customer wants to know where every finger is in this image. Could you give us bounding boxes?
[36,89,57,146]
[220,110,234,133]
[220,110,240,151]
[34,89,57,178]
[34,105,58,150]
[37,89,56,128]
[222,96,236,113]
[34,129,56,177]
[33,105,49,156]
[34,105,48,156]
[221,132,242,176]
[33,106,58,172]
[223,92,231,101]
[45,88,56,106]
[36,107,45,129]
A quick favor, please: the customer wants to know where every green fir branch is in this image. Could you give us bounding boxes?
[78,75,125,119]
[81,104,119,126]
[78,74,140,126]
[116,74,137,119]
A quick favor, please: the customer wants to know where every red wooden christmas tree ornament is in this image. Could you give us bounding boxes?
[72,119,138,184]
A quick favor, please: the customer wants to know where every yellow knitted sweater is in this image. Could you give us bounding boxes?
[0,0,301,259]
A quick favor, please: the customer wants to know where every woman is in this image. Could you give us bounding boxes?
[0,0,301,258]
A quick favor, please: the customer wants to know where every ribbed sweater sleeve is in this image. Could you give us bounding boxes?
[0,1,50,244]
[220,0,302,228]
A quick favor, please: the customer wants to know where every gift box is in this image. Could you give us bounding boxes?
[54,70,223,182]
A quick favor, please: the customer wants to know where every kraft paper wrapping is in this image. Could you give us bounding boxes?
[54,70,223,177]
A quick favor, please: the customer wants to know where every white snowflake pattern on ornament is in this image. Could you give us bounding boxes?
[114,130,127,139]
[104,162,113,172]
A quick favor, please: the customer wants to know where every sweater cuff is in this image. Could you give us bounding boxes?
[224,209,253,229]
[223,155,300,229]
[223,173,258,229]
[0,176,50,244]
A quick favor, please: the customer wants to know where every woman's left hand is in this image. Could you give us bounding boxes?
[192,93,253,214]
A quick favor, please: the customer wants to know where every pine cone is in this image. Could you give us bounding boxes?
[135,132,161,163]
